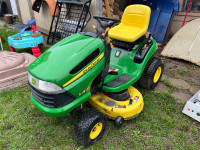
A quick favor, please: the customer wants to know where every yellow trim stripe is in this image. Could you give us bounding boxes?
[63,52,104,87]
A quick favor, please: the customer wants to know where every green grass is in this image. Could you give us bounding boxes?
[0,24,18,50]
[163,79,177,89]
[178,68,189,77]
[0,86,199,149]
[0,23,49,53]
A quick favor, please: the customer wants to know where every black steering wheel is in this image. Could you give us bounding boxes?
[93,16,120,30]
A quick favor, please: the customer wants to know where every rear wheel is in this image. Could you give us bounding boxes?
[138,57,164,89]
[74,109,107,147]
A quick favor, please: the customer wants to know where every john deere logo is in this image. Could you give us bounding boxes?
[32,78,35,85]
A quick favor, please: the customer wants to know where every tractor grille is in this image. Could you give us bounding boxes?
[31,86,55,108]
[29,84,75,108]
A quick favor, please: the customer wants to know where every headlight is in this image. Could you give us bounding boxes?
[28,73,62,92]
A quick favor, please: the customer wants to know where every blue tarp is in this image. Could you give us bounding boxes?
[130,0,179,43]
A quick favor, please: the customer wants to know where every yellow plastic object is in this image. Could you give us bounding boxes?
[153,67,162,83]
[88,86,144,120]
[109,5,151,42]
[89,122,103,140]
[0,38,3,50]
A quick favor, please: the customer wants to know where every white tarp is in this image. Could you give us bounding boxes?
[161,19,200,66]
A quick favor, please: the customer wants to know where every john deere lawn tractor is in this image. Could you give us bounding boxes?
[28,5,164,146]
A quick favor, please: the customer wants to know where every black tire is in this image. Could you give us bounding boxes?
[74,109,107,147]
[138,57,164,90]
[114,116,124,127]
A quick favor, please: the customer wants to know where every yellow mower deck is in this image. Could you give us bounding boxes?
[89,86,144,120]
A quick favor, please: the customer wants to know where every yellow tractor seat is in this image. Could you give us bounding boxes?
[109,5,151,43]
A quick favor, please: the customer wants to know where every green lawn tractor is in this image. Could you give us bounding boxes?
[28,5,164,146]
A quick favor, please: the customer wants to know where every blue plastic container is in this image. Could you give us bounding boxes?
[8,31,43,49]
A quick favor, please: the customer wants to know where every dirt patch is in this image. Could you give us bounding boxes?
[161,58,200,87]
[154,82,169,93]
[156,45,200,86]
[189,86,199,95]
[172,92,192,104]
[155,44,200,103]
[167,78,191,90]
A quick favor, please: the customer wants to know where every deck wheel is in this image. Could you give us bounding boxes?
[114,116,124,127]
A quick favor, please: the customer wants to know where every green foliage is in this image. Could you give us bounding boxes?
[131,130,142,141]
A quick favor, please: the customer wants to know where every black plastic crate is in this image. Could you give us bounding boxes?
[47,0,92,44]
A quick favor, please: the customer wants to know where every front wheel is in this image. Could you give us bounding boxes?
[74,109,107,147]
[138,57,164,89]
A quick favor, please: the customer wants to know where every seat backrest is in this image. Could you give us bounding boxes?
[121,5,151,31]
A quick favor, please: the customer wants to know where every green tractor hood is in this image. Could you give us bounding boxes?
[28,33,103,87]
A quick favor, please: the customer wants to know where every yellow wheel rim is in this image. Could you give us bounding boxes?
[153,67,162,83]
[89,122,103,140]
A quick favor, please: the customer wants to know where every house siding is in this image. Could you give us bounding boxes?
[168,0,200,36]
